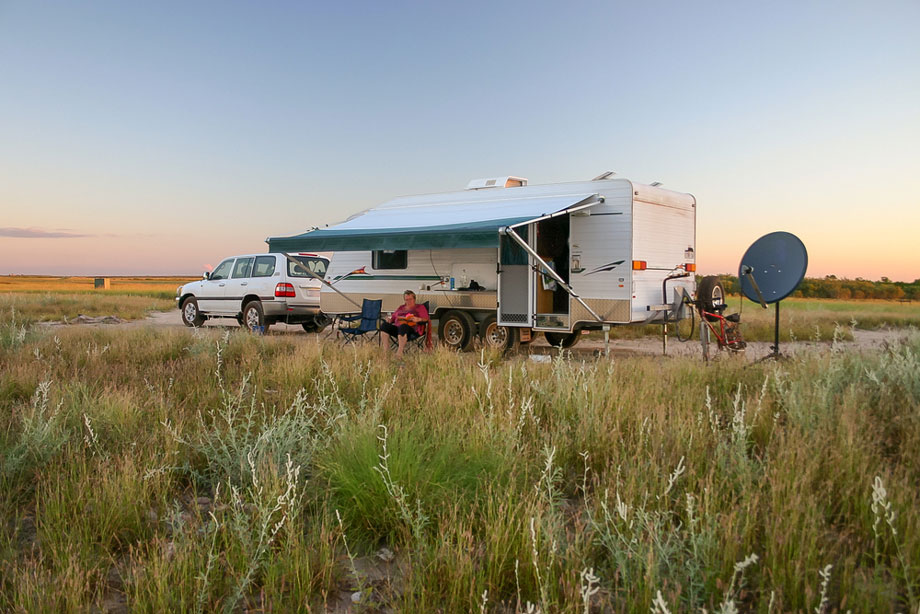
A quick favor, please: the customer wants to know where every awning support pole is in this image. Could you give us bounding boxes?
[500,227,605,323]
[281,253,363,311]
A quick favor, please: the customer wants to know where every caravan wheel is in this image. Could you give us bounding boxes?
[479,315,518,351]
[438,310,475,351]
[301,314,330,334]
[544,331,580,349]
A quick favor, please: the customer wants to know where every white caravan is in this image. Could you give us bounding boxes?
[267,174,696,350]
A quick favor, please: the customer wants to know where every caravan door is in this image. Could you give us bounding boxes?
[497,229,532,326]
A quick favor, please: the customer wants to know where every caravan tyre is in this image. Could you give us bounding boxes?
[479,315,518,351]
[544,331,580,349]
[438,310,475,351]
[301,314,330,334]
[697,276,726,322]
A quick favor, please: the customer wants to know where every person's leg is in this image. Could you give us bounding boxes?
[380,322,398,339]
[395,324,414,357]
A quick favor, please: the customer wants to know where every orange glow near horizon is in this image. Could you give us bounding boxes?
[2,215,917,282]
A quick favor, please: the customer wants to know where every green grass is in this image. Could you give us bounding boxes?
[730,296,920,341]
[1,309,919,612]
[612,297,920,343]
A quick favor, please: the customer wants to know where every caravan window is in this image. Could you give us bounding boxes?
[372,250,407,270]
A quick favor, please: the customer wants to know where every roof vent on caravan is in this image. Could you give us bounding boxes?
[466,176,528,190]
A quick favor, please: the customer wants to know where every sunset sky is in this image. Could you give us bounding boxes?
[1,1,918,281]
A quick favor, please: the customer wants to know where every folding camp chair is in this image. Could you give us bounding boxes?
[338,298,382,345]
[387,301,432,352]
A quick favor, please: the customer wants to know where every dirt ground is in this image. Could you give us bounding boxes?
[107,310,911,362]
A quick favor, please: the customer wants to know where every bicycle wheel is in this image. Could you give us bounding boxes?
[674,303,695,342]
[725,323,746,351]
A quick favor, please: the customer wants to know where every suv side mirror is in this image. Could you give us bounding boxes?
[202,271,210,280]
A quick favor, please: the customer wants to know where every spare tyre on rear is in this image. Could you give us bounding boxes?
[697,276,726,322]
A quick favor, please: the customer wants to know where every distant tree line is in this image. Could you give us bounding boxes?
[707,275,919,300]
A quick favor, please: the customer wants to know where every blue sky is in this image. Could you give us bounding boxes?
[1,1,918,279]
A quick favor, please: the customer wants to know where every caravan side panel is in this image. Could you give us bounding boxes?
[321,248,498,314]
[569,182,633,324]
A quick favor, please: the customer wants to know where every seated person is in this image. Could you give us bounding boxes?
[380,290,429,357]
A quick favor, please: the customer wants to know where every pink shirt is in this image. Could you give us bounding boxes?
[390,303,429,335]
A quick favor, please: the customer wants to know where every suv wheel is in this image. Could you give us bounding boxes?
[242,301,269,333]
[181,297,206,327]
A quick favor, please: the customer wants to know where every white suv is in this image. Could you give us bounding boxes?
[176,252,330,332]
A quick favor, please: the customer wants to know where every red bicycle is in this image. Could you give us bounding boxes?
[674,276,746,352]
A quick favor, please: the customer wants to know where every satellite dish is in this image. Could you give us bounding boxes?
[737,231,808,360]
[738,232,808,304]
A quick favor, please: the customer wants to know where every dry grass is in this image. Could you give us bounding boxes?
[1,310,918,612]
[0,293,175,325]
[0,276,195,299]
[0,275,187,325]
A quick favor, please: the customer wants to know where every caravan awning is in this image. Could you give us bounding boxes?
[267,192,599,252]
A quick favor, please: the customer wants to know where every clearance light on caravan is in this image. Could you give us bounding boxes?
[685,263,697,272]
[274,283,296,298]
[632,260,647,270]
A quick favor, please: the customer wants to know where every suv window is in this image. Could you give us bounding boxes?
[232,257,254,279]
[210,259,234,281]
[252,255,276,277]
[288,256,328,278]
[373,250,407,270]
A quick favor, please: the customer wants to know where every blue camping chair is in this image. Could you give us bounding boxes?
[338,299,383,345]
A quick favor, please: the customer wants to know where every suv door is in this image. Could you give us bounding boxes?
[222,257,255,314]
[199,258,235,312]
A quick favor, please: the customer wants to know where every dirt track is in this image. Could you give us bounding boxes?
[114,310,911,361]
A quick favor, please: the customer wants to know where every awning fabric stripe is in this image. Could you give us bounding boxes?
[267,192,597,252]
